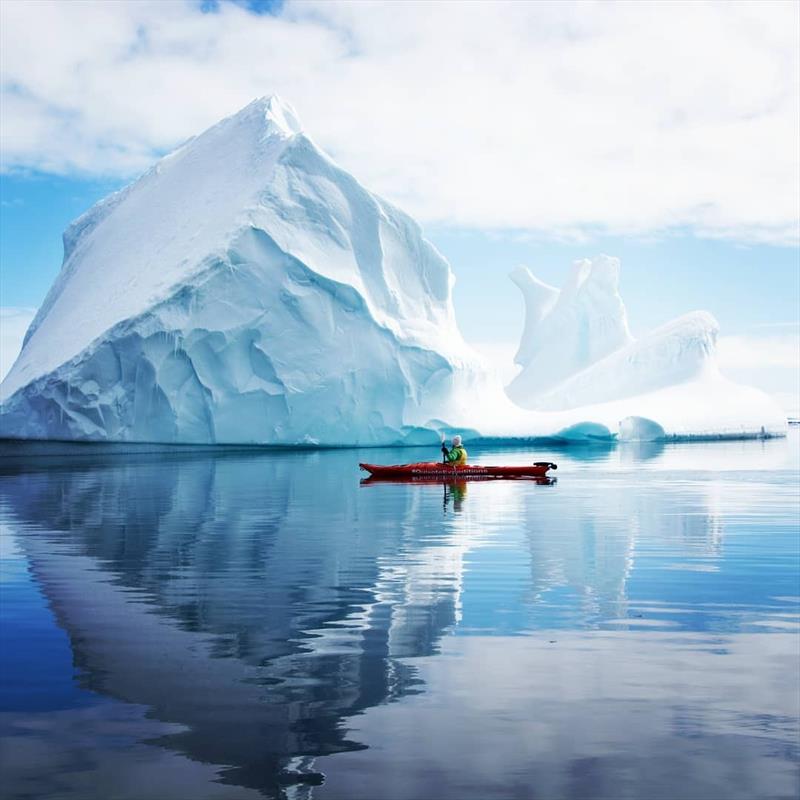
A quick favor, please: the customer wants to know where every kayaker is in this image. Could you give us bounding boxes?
[441,435,468,465]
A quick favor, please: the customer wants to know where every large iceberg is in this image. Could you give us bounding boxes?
[0,97,481,445]
[0,97,786,445]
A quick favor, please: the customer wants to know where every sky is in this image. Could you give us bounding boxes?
[1,0,798,412]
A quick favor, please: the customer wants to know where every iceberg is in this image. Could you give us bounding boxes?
[508,256,633,405]
[533,310,719,411]
[500,259,785,441]
[0,97,481,445]
[0,97,786,445]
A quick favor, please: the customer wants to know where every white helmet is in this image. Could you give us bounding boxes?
[452,435,462,446]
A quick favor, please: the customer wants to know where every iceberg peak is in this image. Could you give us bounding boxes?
[207,95,304,144]
[243,94,303,138]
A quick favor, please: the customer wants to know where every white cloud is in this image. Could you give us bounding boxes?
[717,329,800,371]
[0,307,37,381]
[717,325,799,416]
[1,0,798,244]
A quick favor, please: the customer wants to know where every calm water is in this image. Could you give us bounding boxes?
[1,433,798,800]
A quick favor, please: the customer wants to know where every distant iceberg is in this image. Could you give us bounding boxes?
[508,256,633,404]
[0,97,786,445]
[499,257,784,442]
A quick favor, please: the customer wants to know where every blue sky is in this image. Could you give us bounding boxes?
[1,0,798,410]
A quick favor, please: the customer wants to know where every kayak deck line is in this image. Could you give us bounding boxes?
[358,461,558,479]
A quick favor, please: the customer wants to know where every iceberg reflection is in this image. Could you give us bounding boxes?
[0,436,797,799]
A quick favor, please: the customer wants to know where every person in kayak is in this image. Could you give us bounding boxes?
[441,435,468,465]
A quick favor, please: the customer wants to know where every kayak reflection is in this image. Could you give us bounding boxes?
[360,475,557,514]
[359,475,557,487]
[446,481,468,514]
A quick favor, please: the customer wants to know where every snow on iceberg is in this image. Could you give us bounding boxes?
[0,97,786,445]
[534,310,719,411]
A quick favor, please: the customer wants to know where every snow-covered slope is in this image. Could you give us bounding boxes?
[0,98,786,445]
[536,311,719,410]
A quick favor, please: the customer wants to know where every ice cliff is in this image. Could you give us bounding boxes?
[0,97,786,445]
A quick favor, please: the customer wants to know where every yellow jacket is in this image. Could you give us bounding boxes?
[445,445,468,465]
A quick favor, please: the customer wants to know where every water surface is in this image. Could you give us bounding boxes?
[1,433,798,799]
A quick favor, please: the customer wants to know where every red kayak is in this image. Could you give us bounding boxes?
[359,461,557,479]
